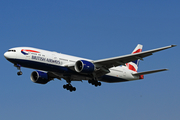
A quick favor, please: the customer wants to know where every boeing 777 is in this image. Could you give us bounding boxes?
[4,44,176,92]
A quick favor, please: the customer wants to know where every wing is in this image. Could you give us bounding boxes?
[93,45,176,70]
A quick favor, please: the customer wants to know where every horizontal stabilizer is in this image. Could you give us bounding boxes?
[133,69,168,76]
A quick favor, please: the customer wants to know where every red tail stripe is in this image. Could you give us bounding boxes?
[126,63,137,72]
[133,49,142,54]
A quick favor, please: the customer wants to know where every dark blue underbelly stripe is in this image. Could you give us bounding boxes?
[7,58,129,83]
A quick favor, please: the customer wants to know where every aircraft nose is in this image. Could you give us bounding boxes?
[4,51,16,59]
[4,52,9,59]
[4,49,17,60]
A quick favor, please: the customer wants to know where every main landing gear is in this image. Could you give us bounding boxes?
[88,80,101,87]
[14,64,23,76]
[63,78,76,92]
[63,84,76,92]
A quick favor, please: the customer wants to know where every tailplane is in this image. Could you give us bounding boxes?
[126,44,143,72]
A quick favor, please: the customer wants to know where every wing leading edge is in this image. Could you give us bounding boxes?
[93,45,176,69]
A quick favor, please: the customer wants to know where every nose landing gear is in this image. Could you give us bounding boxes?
[14,64,23,76]
[17,71,23,76]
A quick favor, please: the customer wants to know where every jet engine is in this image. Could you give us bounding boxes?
[30,71,51,84]
[75,60,95,73]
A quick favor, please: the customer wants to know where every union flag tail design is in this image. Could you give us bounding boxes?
[126,44,143,72]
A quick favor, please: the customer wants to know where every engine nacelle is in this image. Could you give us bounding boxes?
[30,71,51,84]
[75,60,95,73]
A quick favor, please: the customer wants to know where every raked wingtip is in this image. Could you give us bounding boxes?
[171,45,177,47]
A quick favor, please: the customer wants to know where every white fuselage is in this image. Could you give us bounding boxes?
[4,47,139,83]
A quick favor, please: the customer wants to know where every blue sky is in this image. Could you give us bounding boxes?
[1,0,179,120]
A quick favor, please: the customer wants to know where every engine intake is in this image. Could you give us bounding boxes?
[30,71,51,84]
[75,60,95,73]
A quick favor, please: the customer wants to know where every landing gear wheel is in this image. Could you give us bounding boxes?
[63,84,67,89]
[63,84,76,92]
[88,80,101,87]
[73,87,76,91]
[17,71,22,76]
[98,82,101,86]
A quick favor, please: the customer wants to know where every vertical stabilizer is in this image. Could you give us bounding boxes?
[126,44,143,72]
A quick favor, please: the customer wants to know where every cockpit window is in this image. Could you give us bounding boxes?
[8,50,16,52]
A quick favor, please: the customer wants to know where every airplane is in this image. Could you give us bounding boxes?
[4,44,176,92]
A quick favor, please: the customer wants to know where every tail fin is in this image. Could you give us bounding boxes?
[126,44,143,72]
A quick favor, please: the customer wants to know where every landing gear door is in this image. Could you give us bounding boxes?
[123,68,126,78]
[52,53,57,60]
